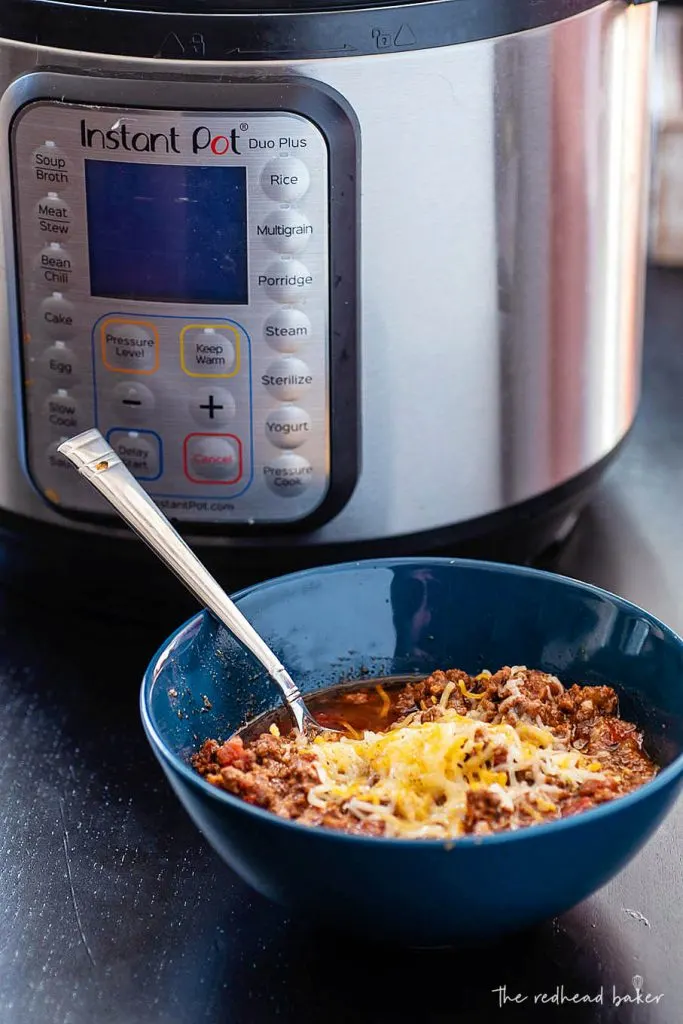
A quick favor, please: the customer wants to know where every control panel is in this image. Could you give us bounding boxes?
[8,91,356,526]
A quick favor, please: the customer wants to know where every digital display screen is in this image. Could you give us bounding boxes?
[85,160,248,304]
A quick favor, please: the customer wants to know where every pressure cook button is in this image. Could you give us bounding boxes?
[41,342,79,383]
[32,141,70,186]
[40,293,76,338]
[101,319,158,373]
[44,389,80,431]
[261,356,313,401]
[265,405,312,450]
[34,244,74,290]
[260,158,310,202]
[111,381,156,420]
[184,434,242,483]
[263,453,313,497]
[264,308,312,353]
[108,429,162,481]
[181,327,237,377]
[259,208,313,255]
[190,387,236,427]
[260,260,314,303]
[35,193,71,237]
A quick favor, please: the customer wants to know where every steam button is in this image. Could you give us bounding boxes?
[263,309,312,353]
[260,158,310,202]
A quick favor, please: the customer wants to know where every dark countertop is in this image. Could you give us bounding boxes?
[2,268,683,1024]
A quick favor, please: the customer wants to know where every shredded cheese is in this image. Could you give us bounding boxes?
[303,708,607,839]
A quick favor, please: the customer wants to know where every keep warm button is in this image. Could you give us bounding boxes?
[107,429,162,481]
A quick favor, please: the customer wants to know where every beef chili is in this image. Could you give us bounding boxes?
[191,666,657,839]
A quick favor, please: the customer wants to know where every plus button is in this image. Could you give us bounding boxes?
[199,394,224,420]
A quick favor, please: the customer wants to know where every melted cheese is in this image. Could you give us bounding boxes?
[303,709,605,839]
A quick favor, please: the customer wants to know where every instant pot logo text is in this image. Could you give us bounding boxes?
[79,120,241,156]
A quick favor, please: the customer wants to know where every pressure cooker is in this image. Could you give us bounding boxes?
[0,0,657,611]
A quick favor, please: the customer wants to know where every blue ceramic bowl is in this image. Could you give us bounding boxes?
[140,558,683,946]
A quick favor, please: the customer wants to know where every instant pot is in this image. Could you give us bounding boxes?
[0,0,657,612]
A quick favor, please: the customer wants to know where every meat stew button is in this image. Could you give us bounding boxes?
[264,453,313,497]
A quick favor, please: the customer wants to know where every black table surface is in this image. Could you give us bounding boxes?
[2,268,683,1024]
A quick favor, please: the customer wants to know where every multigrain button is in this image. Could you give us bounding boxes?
[101,319,158,373]
[190,387,236,427]
[44,389,80,431]
[40,293,76,338]
[32,141,70,186]
[259,260,313,303]
[263,453,313,497]
[111,381,156,420]
[35,193,71,238]
[34,244,74,289]
[107,429,162,481]
[265,405,312,450]
[260,157,310,202]
[263,308,311,353]
[258,208,313,255]
[181,327,238,377]
[184,434,242,483]
[261,356,313,401]
[41,342,79,384]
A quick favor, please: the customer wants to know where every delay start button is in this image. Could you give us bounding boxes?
[107,429,162,481]
[184,433,242,484]
[263,453,313,497]
[101,319,159,373]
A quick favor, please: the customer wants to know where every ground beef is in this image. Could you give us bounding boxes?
[191,666,657,837]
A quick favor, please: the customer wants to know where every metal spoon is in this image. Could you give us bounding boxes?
[58,428,336,738]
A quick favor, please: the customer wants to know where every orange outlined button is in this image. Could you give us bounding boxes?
[101,318,159,374]
[180,324,240,378]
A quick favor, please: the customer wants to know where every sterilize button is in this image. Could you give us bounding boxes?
[44,389,80,432]
[32,141,70,186]
[101,319,158,373]
[190,387,236,427]
[35,193,71,238]
[263,308,311,353]
[263,453,313,497]
[259,208,313,255]
[40,293,76,338]
[260,260,313,303]
[265,405,311,450]
[41,342,79,384]
[111,381,156,420]
[107,429,162,481]
[260,157,310,202]
[261,356,312,401]
[35,244,74,289]
[184,434,242,483]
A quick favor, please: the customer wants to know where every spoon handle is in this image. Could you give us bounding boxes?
[58,429,309,730]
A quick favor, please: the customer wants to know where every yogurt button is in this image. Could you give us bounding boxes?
[263,308,312,353]
[263,453,313,497]
[265,405,312,450]
[259,208,313,255]
[40,293,76,338]
[260,260,314,303]
[260,158,310,202]
[261,356,313,401]
[44,389,80,431]
[41,342,79,384]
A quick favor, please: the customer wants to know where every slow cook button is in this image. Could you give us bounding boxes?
[41,342,79,383]
[34,244,74,289]
[40,292,76,338]
[108,429,162,481]
[264,308,312,353]
[259,260,313,303]
[260,157,310,202]
[35,193,71,237]
[261,356,313,401]
[184,434,242,483]
[102,319,158,373]
[258,208,313,255]
[263,453,313,497]
[265,405,312,449]
[43,389,80,431]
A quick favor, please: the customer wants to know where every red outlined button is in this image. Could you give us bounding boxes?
[183,432,242,485]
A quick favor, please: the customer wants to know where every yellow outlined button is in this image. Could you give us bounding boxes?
[101,318,159,375]
[180,323,241,379]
